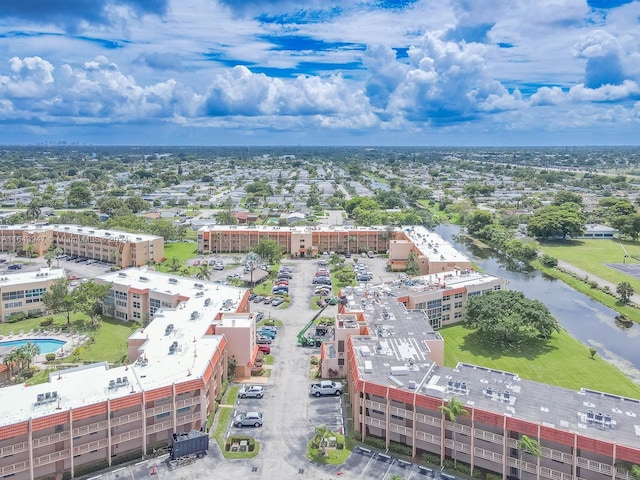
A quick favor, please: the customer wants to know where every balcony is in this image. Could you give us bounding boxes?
[415,430,441,445]
[73,438,108,456]
[33,448,70,467]
[112,428,143,444]
[473,429,503,444]
[0,460,29,476]
[111,411,143,427]
[32,430,71,449]
[146,403,173,417]
[73,420,107,437]
[146,419,173,434]
[473,446,503,463]
[576,457,613,475]
[0,441,29,457]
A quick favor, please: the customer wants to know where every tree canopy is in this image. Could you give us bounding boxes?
[526,203,585,240]
[465,290,560,345]
[252,237,282,264]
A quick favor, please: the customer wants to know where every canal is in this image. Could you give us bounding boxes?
[436,223,640,383]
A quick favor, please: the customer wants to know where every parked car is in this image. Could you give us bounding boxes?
[234,411,263,427]
[254,312,264,322]
[238,385,265,399]
[271,297,285,306]
[193,260,200,266]
[8,264,22,270]
[213,263,224,271]
[252,295,264,303]
[256,336,272,344]
[310,380,343,397]
[258,344,271,354]
[256,329,276,339]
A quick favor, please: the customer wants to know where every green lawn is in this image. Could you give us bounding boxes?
[440,324,640,399]
[539,238,640,294]
[77,318,134,363]
[162,241,199,262]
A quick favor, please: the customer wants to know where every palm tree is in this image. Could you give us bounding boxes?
[53,247,64,268]
[516,435,541,480]
[3,350,17,379]
[196,263,211,281]
[440,396,468,469]
[168,257,182,273]
[44,250,55,268]
[243,252,262,286]
[20,342,40,369]
[27,201,41,222]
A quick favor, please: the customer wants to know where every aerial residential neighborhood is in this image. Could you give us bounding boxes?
[1,147,640,480]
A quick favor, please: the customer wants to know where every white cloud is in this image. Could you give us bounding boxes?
[568,80,640,102]
[530,86,566,106]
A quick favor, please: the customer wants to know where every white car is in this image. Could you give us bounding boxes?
[238,385,265,399]
[234,411,263,427]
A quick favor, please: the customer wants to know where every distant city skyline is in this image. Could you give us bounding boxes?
[0,1,639,146]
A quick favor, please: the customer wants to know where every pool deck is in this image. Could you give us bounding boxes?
[0,330,88,361]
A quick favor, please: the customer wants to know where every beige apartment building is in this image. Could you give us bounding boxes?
[0,269,258,479]
[0,224,164,268]
[319,285,640,480]
[197,225,393,257]
[388,226,472,274]
[0,268,67,323]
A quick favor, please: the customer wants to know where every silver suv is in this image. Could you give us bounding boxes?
[234,411,263,427]
[238,385,265,399]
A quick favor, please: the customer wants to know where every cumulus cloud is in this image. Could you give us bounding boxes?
[568,80,640,102]
[530,86,566,106]
[0,55,198,123]
[204,65,373,121]
[575,30,625,88]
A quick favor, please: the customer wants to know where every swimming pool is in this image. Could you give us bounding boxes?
[0,338,66,354]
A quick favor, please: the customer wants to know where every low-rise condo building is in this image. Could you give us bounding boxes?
[0,269,256,480]
[0,268,66,323]
[0,224,164,268]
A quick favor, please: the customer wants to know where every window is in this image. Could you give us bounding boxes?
[116,311,128,320]
[443,295,451,301]
[454,312,463,319]
[2,291,24,301]
[133,312,141,319]
[494,285,502,291]
[156,412,170,419]
[133,301,141,309]
[454,293,463,299]
[454,301,463,309]
[442,304,451,311]
[338,359,344,366]
[4,301,23,309]
[468,291,480,297]
[132,293,140,299]
[177,406,190,414]
[150,298,161,316]
[427,299,442,309]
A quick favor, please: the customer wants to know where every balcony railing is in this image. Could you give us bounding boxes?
[473,446,503,463]
[32,430,71,449]
[576,457,613,475]
[32,449,70,467]
[73,438,109,456]
[389,423,412,436]
[415,412,440,427]
[146,403,173,417]
[112,428,143,444]
[146,419,173,434]
[73,420,107,437]
[111,411,143,427]
[415,430,441,445]
[539,466,573,480]
[0,460,29,476]
[473,429,503,444]
[541,447,573,464]
[0,441,29,457]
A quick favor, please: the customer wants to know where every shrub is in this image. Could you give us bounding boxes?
[388,440,412,457]
[310,356,319,366]
[540,254,558,267]
[46,353,56,362]
[363,435,386,450]
[40,317,54,327]
[422,451,441,465]
[6,312,26,323]
[589,280,598,289]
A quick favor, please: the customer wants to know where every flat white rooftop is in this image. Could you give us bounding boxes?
[0,268,249,427]
[402,226,470,265]
[198,224,391,234]
[0,224,161,243]
[0,267,66,286]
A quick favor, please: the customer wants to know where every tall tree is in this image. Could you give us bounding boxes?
[42,278,74,324]
[526,204,585,240]
[617,282,635,304]
[253,237,282,264]
[72,281,112,327]
[196,263,211,281]
[516,435,542,480]
[465,290,560,345]
[440,396,468,468]
[26,200,41,221]
[405,251,421,276]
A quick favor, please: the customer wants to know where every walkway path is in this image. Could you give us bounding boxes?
[556,259,640,307]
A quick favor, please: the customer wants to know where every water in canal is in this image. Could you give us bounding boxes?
[436,224,640,383]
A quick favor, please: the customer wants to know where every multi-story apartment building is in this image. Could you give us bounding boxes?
[0,268,66,322]
[388,226,472,275]
[0,269,257,479]
[393,269,507,329]
[0,225,164,268]
[321,286,640,480]
[197,225,393,257]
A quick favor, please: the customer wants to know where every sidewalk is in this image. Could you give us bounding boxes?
[555,259,640,306]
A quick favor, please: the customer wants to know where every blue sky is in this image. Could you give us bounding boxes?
[0,0,639,145]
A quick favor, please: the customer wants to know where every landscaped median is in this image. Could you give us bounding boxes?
[306,425,352,464]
